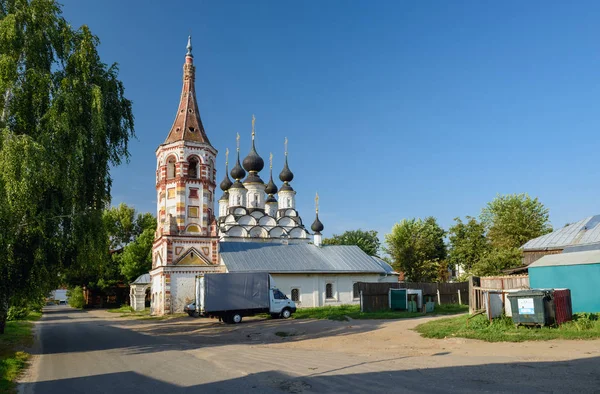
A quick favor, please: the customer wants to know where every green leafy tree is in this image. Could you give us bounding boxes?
[0,0,134,333]
[322,229,381,256]
[481,193,552,249]
[120,227,154,283]
[472,247,522,276]
[85,204,155,289]
[384,217,447,282]
[448,216,490,274]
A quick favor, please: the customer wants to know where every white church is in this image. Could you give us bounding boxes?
[147,38,397,315]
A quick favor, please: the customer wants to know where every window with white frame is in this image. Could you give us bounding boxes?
[291,288,300,303]
[325,283,334,299]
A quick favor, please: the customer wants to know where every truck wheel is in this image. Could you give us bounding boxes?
[192,311,200,318]
[232,313,242,324]
[281,308,291,319]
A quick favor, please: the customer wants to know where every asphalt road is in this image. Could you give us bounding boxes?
[18,306,600,393]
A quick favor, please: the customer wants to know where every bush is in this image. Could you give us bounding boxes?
[67,286,85,309]
[7,306,29,321]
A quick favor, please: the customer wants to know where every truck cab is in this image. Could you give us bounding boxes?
[270,288,297,318]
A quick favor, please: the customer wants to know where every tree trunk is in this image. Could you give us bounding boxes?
[0,294,7,335]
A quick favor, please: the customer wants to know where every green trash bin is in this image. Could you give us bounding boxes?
[508,290,555,326]
[407,294,419,312]
[424,295,435,313]
[389,289,407,310]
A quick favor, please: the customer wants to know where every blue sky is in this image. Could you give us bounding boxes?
[60,0,600,240]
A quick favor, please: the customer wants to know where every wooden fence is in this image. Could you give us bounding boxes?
[356,282,469,313]
[399,282,469,305]
[469,275,530,314]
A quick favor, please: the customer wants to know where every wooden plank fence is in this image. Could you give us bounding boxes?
[469,275,530,314]
[399,282,469,305]
[356,282,469,313]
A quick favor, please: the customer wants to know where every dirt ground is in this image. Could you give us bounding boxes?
[20,307,600,393]
[110,311,600,363]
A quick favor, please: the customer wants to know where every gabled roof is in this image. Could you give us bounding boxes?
[529,249,600,268]
[522,215,600,251]
[219,242,396,274]
[132,273,151,284]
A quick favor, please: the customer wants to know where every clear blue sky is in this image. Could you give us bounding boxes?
[60,0,600,239]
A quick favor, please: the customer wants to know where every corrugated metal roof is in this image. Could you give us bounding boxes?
[131,273,151,284]
[522,215,600,251]
[220,242,395,274]
[528,250,600,268]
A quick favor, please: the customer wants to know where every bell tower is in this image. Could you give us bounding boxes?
[150,37,224,316]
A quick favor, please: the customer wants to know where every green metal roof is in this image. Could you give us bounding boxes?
[528,250,600,268]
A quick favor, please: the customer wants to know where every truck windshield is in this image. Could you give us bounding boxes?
[274,290,287,300]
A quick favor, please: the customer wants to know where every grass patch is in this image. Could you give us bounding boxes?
[0,312,40,393]
[108,307,185,321]
[415,313,600,342]
[293,304,468,321]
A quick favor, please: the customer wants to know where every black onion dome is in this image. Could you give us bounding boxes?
[265,173,278,195]
[220,167,233,191]
[242,139,265,173]
[266,195,277,203]
[219,191,230,201]
[279,156,294,183]
[311,213,324,233]
[230,151,246,180]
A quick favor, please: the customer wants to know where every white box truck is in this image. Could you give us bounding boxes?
[192,272,297,324]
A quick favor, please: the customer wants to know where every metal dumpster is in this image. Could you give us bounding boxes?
[553,289,573,325]
[389,288,407,310]
[508,290,555,326]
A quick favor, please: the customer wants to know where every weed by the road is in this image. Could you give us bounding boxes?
[415,313,600,342]
[108,307,186,321]
[0,312,40,393]
[293,304,468,321]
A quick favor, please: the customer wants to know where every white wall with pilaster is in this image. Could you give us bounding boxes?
[270,273,398,308]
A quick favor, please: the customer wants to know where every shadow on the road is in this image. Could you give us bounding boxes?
[33,309,391,355]
[20,356,600,393]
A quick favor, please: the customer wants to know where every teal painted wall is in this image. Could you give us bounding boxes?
[529,263,600,313]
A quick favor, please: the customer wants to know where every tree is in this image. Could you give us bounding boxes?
[472,247,522,276]
[120,227,154,282]
[70,204,155,289]
[0,0,134,333]
[447,216,490,274]
[384,217,446,282]
[481,193,552,249]
[322,229,381,256]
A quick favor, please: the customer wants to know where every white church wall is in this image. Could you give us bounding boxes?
[271,273,398,308]
[170,272,199,313]
[150,273,164,315]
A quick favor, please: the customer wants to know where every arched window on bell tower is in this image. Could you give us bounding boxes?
[208,158,214,182]
[188,157,199,179]
[167,156,176,179]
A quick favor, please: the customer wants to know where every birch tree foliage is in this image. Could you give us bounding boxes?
[0,0,134,333]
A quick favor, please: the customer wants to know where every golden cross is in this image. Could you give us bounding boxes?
[269,152,273,169]
[225,148,229,166]
[284,137,288,156]
[315,192,319,213]
[236,133,240,152]
[252,114,256,139]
